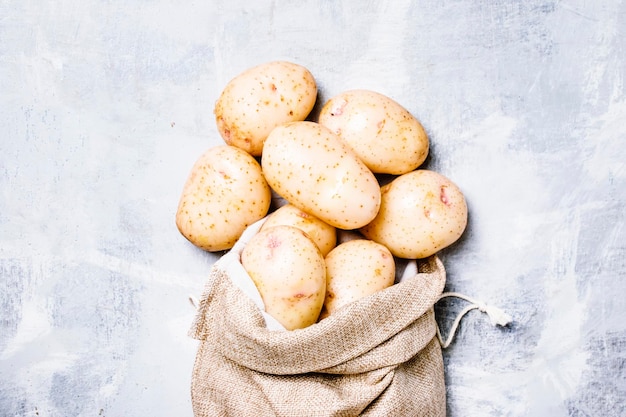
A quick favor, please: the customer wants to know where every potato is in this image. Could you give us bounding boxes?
[360,169,468,259]
[318,89,429,175]
[214,61,317,156]
[262,121,381,230]
[320,239,395,319]
[241,225,326,330]
[176,145,271,252]
[261,204,337,257]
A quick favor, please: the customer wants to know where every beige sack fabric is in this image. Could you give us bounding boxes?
[189,223,447,417]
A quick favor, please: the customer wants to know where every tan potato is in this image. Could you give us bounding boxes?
[176,145,271,252]
[214,61,317,156]
[360,169,468,259]
[318,89,429,175]
[241,225,326,330]
[320,239,395,319]
[261,204,337,257]
[262,121,381,230]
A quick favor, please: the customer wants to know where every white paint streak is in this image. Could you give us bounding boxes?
[77,249,203,289]
[0,298,52,360]
[527,208,589,415]
[579,5,619,106]
[343,0,413,94]
[583,99,626,183]
[444,112,550,271]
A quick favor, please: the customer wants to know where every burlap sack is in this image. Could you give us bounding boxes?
[189,220,447,417]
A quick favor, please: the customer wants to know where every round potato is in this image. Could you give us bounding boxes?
[241,225,326,330]
[261,204,337,257]
[318,89,429,175]
[360,169,467,259]
[320,239,395,319]
[175,145,271,252]
[262,121,381,230]
[214,61,317,156]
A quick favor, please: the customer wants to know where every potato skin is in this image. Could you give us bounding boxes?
[261,204,337,257]
[175,145,271,252]
[360,169,468,259]
[214,61,317,156]
[318,89,429,175]
[261,121,381,230]
[241,225,326,330]
[320,239,395,319]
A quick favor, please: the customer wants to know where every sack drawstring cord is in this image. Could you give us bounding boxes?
[436,292,512,349]
[189,290,513,347]
[189,295,199,310]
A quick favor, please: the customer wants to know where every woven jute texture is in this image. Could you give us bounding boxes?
[189,253,447,417]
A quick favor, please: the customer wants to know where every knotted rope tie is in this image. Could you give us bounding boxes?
[436,292,512,349]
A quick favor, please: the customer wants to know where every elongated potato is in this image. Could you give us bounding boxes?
[214,61,317,156]
[175,145,271,252]
[320,239,395,319]
[262,121,381,230]
[261,204,337,257]
[318,89,429,175]
[360,169,468,259]
[241,225,326,330]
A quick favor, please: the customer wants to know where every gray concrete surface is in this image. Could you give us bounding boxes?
[1,1,625,416]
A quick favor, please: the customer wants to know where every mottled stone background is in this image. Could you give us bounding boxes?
[1,1,624,416]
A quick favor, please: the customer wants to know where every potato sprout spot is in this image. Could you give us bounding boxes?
[329,99,347,116]
[376,119,386,134]
[440,185,450,206]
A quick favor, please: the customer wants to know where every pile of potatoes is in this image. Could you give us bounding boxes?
[176,61,468,330]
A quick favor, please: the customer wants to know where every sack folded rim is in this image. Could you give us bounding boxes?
[189,255,446,375]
